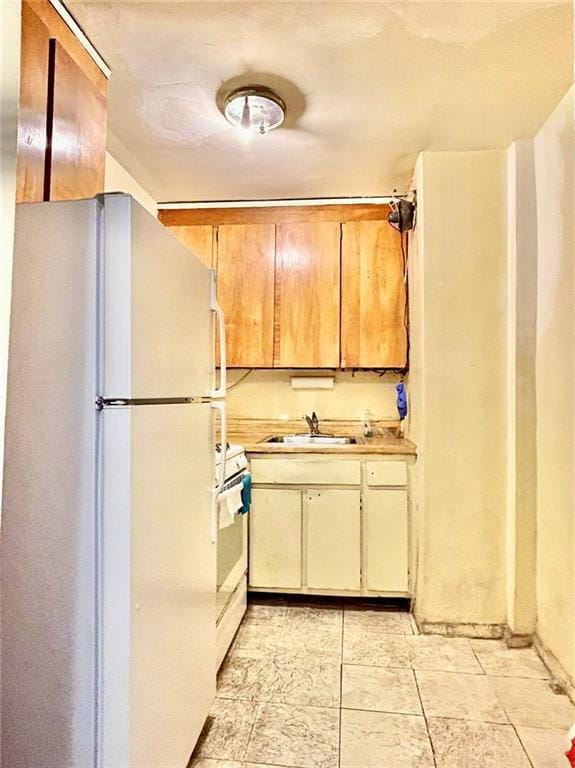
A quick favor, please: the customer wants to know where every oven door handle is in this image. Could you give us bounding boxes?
[211,401,227,543]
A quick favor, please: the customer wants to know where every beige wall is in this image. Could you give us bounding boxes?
[505,139,538,636]
[409,90,575,678]
[533,88,574,682]
[409,150,508,628]
[404,174,425,599]
[104,152,157,216]
[1,0,21,512]
[226,369,400,422]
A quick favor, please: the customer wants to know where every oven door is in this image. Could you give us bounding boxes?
[216,481,248,623]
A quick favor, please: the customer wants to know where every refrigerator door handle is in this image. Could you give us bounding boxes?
[211,400,227,543]
[210,271,227,399]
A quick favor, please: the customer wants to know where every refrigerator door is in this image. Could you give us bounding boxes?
[101,194,214,399]
[0,200,97,768]
[2,199,99,768]
[98,402,216,768]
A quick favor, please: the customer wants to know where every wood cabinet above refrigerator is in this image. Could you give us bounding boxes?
[159,204,408,370]
[16,0,107,203]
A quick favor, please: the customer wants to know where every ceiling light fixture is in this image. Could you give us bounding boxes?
[223,86,285,135]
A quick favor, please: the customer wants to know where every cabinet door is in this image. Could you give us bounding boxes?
[16,1,50,203]
[49,40,106,200]
[341,221,407,368]
[249,489,302,589]
[306,490,360,590]
[274,222,340,367]
[217,224,275,367]
[167,225,214,267]
[365,489,408,592]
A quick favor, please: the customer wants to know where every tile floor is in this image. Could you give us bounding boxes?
[192,602,575,768]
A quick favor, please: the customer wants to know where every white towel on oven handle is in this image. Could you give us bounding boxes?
[218,482,244,530]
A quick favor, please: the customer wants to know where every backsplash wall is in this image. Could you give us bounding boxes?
[226,370,401,421]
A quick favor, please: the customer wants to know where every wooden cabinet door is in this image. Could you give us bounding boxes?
[365,489,408,592]
[49,40,106,200]
[168,225,214,268]
[16,1,50,202]
[274,222,340,367]
[216,224,275,367]
[306,489,361,590]
[341,221,407,368]
[249,489,302,589]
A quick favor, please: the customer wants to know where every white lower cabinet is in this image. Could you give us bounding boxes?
[248,488,302,589]
[364,489,409,592]
[248,457,410,596]
[306,490,361,590]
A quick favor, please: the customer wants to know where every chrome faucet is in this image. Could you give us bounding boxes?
[304,411,320,435]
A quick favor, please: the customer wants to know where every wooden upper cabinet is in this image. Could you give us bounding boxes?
[16,0,107,203]
[216,224,275,367]
[341,221,407,368]
[158,206,409,370]
[274,222,340,368]
[49,41,106,201]
[168,225,214,267]
[16,1,50,203]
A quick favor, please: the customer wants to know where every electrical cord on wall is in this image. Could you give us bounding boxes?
[402,230,411,370]
[226,369,253,391]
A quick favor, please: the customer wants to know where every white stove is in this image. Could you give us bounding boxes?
[214,443,248,668]
[215,443,248,485]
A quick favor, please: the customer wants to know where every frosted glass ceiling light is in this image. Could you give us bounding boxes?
[224,86,285,134]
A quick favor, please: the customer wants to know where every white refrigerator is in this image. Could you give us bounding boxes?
[1,194,228,768]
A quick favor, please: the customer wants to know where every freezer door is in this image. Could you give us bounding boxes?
[101,194,214,399]
[99,403,216,768]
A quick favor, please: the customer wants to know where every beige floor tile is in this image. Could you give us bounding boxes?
[218,654,340,707]
[344,609,413,634]
[265,659,341,707]
[428,717,532,767]
[341,665,422,715]
[276,624,343,664]
[241,615,286,632]
[195,699,259,761]
[416,670,508,723]
[242,609,287,631]
[245,603,287,621]
[286,605,343,629]
[245,703,339,768]
[492,677,575,729]
[471,640,550,679]
[517,726,571,768]
[191,761,241,768]
[217,656,272,701]
[229,622,281,659]
[192,760,290,768]
[407,634,483,673]
[274,646,342,665]
[340,709,434,767]
[343,624,410,667]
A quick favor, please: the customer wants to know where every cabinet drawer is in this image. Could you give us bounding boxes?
[250,458,361,486]
[366,461,407,487]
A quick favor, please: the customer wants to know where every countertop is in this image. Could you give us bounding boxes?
[226,418,417,456]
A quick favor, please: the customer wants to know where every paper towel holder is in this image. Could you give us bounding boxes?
[291,376,335,390]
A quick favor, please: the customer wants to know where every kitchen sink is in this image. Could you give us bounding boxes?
[262,434,358,445]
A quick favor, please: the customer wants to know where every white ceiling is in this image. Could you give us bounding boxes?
[68,1,573,202]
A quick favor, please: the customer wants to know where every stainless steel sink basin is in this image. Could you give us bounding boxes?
[263,434,357,445]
